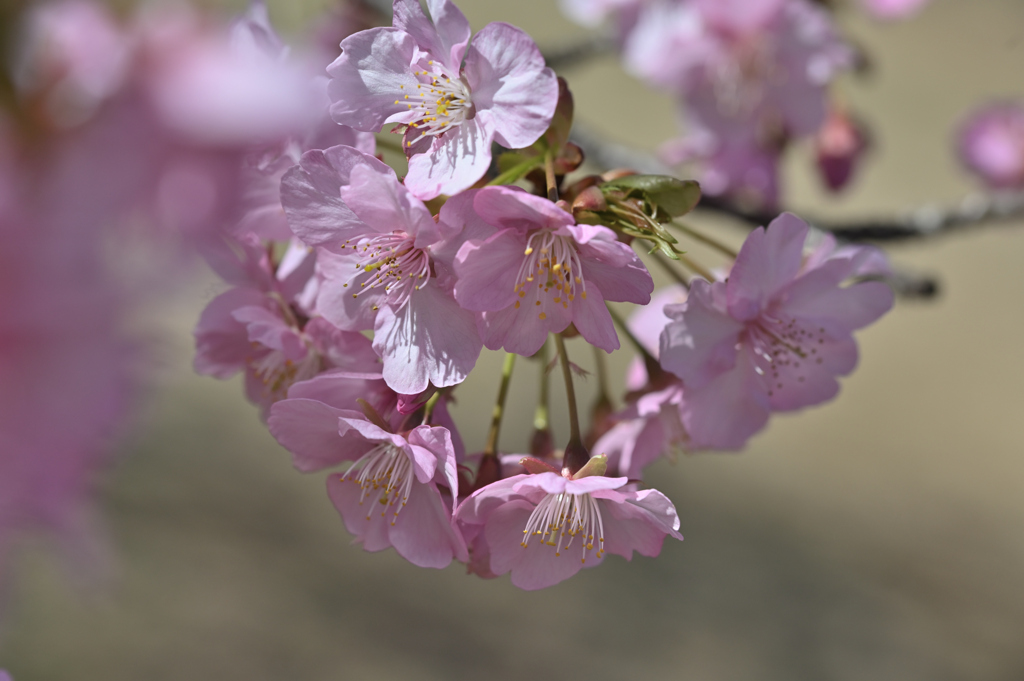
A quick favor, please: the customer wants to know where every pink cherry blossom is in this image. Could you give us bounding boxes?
[269,390,467,568]
[454,186,654,356]
[658,213,894,449]
[326,0,559,199]
[957,102,1024,190]
[593,384,690,478]
[194,234,378,415]
[628,0,852,208]
[280,144,483,394]
[456,471,681,590]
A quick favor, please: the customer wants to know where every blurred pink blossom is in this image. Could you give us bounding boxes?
[957,102,1024,190]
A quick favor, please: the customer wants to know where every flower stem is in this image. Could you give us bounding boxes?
[422,389,442,425]
[533,340,550,432]
[487,155,544,187]
[483,352,517,457]
[554,333,585,461]
[554,334,580,442]
[670,220,739,258]
[678,253,717,281]
[650,252,691,290]
[606,304,661,380]
[544,148,559,202]
[592,344,610,403]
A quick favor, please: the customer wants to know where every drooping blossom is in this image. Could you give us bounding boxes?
[280,145,483,394]
[193,233,378,416]
[268,380,467,568]
[658,212,894,449]
[454,186,654,356]
[456,461,682,590]
[625,0,852,208]
[326,0,559,199]
[957,102,1024,190]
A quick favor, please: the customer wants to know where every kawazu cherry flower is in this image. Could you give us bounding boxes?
[280,144,483,394]
[268,380,467,568]
[326,0,559,199]
[957,102,1024,190]
[658,213,894,449]
[454,186,654,356]
[456,457,682,590]
[193,233,380,416]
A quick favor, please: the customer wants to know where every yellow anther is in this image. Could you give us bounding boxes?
[514,301,520,309]
[539,312,547,320]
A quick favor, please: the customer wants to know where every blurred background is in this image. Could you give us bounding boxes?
[3,0,1024,679]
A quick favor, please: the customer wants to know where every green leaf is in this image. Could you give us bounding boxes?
[602,175,701,217]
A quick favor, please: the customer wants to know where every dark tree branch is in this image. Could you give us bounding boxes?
[569,122,965,299]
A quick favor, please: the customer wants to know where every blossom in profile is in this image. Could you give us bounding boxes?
[957,102,1024,190]
[269,386,467,568]
[456,460,682,590]
[280,145,482,394]
[658,213,894,449]
[326,0,559,199]
[454,186,653,356]
[193,234,378,416]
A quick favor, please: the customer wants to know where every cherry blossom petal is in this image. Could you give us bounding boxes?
[660,279,744,389]
[392,0,471,72]
[464,22,559,149]
[337,155,439,246]
[727,213,807,320]
[681,347,770,450]
[405,117,494,200]
[193,287,268,378]
[386,480,467,568]
[373,284,482,394]
[326,28,420,131]
[453,228,524,311]
[267,400,370,472]
[485,500,591,590]
[280,150,364,250]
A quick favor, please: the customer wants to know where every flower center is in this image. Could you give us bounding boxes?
[249,344,320,400]
[340,443,415,525]
[396,61,474,147]
[340,232,431,309]
[746,314,828,397]
[512,230,587,320]
[522,491,605,564]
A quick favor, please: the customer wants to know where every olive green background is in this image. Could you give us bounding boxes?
[3,0,1024,678]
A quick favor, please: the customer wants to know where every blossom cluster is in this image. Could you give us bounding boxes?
[562,0,877,209]
[0,0,901,594]
[184,0,895,590]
